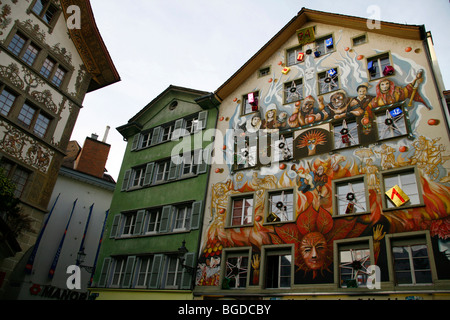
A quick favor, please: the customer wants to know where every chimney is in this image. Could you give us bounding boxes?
[74,131,111,178]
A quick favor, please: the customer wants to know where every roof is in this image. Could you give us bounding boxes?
[214,7,427,102]
[60,0,120,92]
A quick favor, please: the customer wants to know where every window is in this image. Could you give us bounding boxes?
[333,120,359,149]
[17,102,51,138]
[7,33,26,56]
[145,209,161,234]
[0,159,30,198]
[352,34,367,46]
[129,166,146,188]
[393,243,432,286]
[224,252,249,289]
[111,257,126,287]
[32,0,59,25]
[339,246,371,288]
[258,66,271,78]
[234,135,257,170]
[315,35,334,56]
[185,116,200,134]
[173,205,192,231]
[40,57,55,79]
[52,66,66,87]
[376,106,407,140]
[272,134,293,162]
[284,79,303,104]
[161,124,174,142]
[154,159,171,183]
[0,88,17,116]
[266,189,294,223]
[367,53,391,80]
[18,103,36,127]
[22,43,40,66]
[39,57,66,88]
[122,213,137,236]
[286,46,303,66]
[230,195,254,227]
[181,151,199,177]
[164,256,183,289]
[318,68,339,94]
[139,131,152,149]
[333,176,368,216]
[33,112,51,138]
[242,91,259,115]
[265,251,292,288]
[135,256,153,288]
[382,167,422,209]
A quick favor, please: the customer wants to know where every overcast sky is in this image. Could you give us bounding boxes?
[73,0,450,181]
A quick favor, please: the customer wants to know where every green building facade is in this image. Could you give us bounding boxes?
[90,86,218,299]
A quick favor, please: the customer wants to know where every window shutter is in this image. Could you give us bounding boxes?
[134,210,145,235]
[151,126,161,145]
[110,215,121,238]
[148,254,164,289]
[121,169,131,191]
[98,257,111,287]
[190,201,202,230]
[168,156,180,180]
[143,162,154,186]
[180,252,195,290]
[159,206,173,233]
[122,256,136,288]
[131,134,140,151]
[172,118,185,140]
[197,111,208,130]
[198,148,210,174]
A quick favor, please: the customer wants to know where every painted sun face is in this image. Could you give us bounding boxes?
[300,232,327,270]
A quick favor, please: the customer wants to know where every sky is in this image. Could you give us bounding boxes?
[72,0,450,182]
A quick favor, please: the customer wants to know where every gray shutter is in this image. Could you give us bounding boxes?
[159,206,172,233]
[98,257,111,287]
[198,148,210,174]
[134,210,145,235]
[143,162,154,186]
[151,126,161,145]
[180,252,195,290]
[190,201,202,230]
[168,156,180,180]
[110,215,121,238]
[131,134,140,151]
[148,254,164,289]
[122,256,136,288]
[121,169,131,191]
[172,118,185,140]
[197,111,208,130]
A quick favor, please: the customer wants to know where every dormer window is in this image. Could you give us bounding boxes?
[32,0,59,25]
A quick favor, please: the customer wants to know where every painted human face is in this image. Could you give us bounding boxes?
[300,232,327,270]
[357,86,367,98]
[251,116,260,126]
[379,80,390,94]
[330,93,345,109]
[301,101,314,114]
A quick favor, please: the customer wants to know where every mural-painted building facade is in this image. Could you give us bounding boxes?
[194,8,450,300]
[89,86,219,300]
[0,0,119,298]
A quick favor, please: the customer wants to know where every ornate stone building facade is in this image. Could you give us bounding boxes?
[0,0,119,297]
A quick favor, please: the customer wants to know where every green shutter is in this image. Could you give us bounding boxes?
[190,201,202,230]
[98,257,111,287]
[134,210,145,235]
[151,126,161,145]
[110,215,121,238]
[198,111,208,130]
[143,162,154,186]
[180,252,195,290]
[172,118,185,140]
[168,156,180,180]
[121,169,131,191]
[198,148,210,174]
[159,206,172,233]
[122,256,136,288]
[148,254,164,289]
[131,134,140,151]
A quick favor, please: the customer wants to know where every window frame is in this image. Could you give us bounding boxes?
[134,256,154,288]
[334,237,375,289]
[264,187,296,225]
[385,231,436,287]
[332,175,370,217]
[0,158,31,198]
[221,247,252,290]
[317,67,340,95]
[227,193,255,228]
[29,0,62,30]
[17,101,53,139]
[374,103,409,142]
[314,34,335,56]
[286,45,303,67]
[261,245,294,289]
[0,86,18,117]
[352,33,368,47]
[271,133,294,163]
[332,119,360,150]
[366,52,393,81]
[241,91,260,116]
[284,78,304,104]
[380,165,424,211]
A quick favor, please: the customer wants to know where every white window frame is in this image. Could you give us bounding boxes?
[262,246,293,289]
[286,45,303,67]
[145,209,161,234]
[130,166,146,188]
[367,52,392,80]
[164,255,183,289]
[173,205,192,232]
[122,212,137,236]
[110,257,126,287]
[229,194,254,227]
[265,188,295,224]
[154,160,171,183]
[135,256,153,288]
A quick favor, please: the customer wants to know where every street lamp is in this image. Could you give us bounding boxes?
[76,248,94,273]
[177,241,195,275]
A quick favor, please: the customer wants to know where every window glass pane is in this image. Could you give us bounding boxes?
[377,109,407,139]
[11,167,29,198]
[8,34,26,56]
[339,248,370,288]
[334,121,359,149]
[32,0,47,15]
[284,79,303,103]
[43,4,57,23]
[52,67,66,87]
[22,44,40,66]
[0,89,16,116]
[40,58,55,78]
[225,256,248,289]
[18,103,36,127]
[336,179,366,215]
[34,113,50,138]
[269,191,294,221]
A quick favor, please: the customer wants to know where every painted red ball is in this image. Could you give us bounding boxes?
[405,47,412,52]
[279,163,286,170]
[428,119,439,126]
[399,146,407,152]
